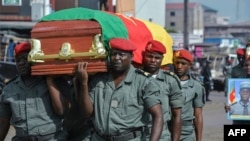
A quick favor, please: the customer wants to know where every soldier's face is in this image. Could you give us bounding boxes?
[110,49,132,73]
[142,51,163,74]
[173,58,191,77]
[240,88,250,101]
[15,52,32,75]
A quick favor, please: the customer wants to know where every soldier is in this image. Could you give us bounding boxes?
[200,60,213,102]
[142,40,183,141]
[47,76,94,141]
[76,38,163,141]
[173,49,205,141]
[0,42,68,140]
[231,48,246,78]
[223,59,233,97]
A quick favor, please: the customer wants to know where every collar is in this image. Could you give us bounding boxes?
[155,69,165,81]
[239,100,250,106]
[124,65,136,84]
[181,74,195,87]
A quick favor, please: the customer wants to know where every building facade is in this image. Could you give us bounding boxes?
[0,0,31,21]
[204,21,250,45]
[0,0,136,21]
[165,2,204,36]
[202,5,217,26]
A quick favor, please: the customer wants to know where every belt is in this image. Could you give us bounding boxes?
[17,133,56,141]
[98,128,142,141]
[182,120,193,126]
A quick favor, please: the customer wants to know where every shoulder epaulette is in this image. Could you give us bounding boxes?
[5,75,18,85]
[135,69,151,77]
[190,74,204,86]
[162,70,182,88]
[162,70,176,76]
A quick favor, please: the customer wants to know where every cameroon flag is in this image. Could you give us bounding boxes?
[41,7,173,65]
[229,81,236,104]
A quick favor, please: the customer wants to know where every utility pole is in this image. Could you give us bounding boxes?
[236,0,239,21]
[184,0,189,50]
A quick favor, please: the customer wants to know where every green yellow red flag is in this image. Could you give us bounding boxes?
[229,81,236,104]
[40,7,173,65]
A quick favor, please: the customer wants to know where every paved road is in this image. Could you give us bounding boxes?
[4,91,231,141]
[202,91,231,141]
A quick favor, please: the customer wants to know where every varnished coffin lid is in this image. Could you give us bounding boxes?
[31,20,102,38]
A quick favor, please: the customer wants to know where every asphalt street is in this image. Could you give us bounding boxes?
[4,91,231,141]
[202,91,232,141]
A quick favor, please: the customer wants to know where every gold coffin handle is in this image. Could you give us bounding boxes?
[28,34,107,62]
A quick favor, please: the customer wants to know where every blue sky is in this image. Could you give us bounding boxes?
[166,0,250,23]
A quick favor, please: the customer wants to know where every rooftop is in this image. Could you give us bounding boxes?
[166,2,197,10]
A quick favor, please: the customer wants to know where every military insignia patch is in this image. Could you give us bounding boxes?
[111,100,118,108]
[163,70,181,89]
[144,71,150,76]
[163,70,175,76]
[146,43,152,51]
[169,71,175,76]
[175,51,180,57]
[136,69,151,77]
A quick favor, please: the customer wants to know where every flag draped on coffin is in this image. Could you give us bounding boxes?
[41,7,173,65]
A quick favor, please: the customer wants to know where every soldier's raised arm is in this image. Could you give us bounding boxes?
[75,62,93,118]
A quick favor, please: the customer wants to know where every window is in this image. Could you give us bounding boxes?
[2,0,22,6]
[170,22,175,27]
[170,11,175,16]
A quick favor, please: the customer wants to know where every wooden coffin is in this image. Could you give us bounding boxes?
[29,20,108,75]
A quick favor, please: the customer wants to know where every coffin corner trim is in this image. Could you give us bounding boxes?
[28,34,107,62]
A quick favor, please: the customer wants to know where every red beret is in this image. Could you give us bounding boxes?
[174,49,193,62]
[15,42,31,56]
[145,40,166,54]
[109,38,136,52]
[236,48,245,56]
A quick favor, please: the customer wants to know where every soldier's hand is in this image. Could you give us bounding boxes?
[46,75,61,86]
[76,62,88,84]
[46,75,55,85]
[224,103,231,113]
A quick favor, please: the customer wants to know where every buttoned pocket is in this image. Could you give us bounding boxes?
[7,94,25,122]
[116,87,143,120]
[35,86,54,114]
[184,91,195,103]
[38,123,57,135]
